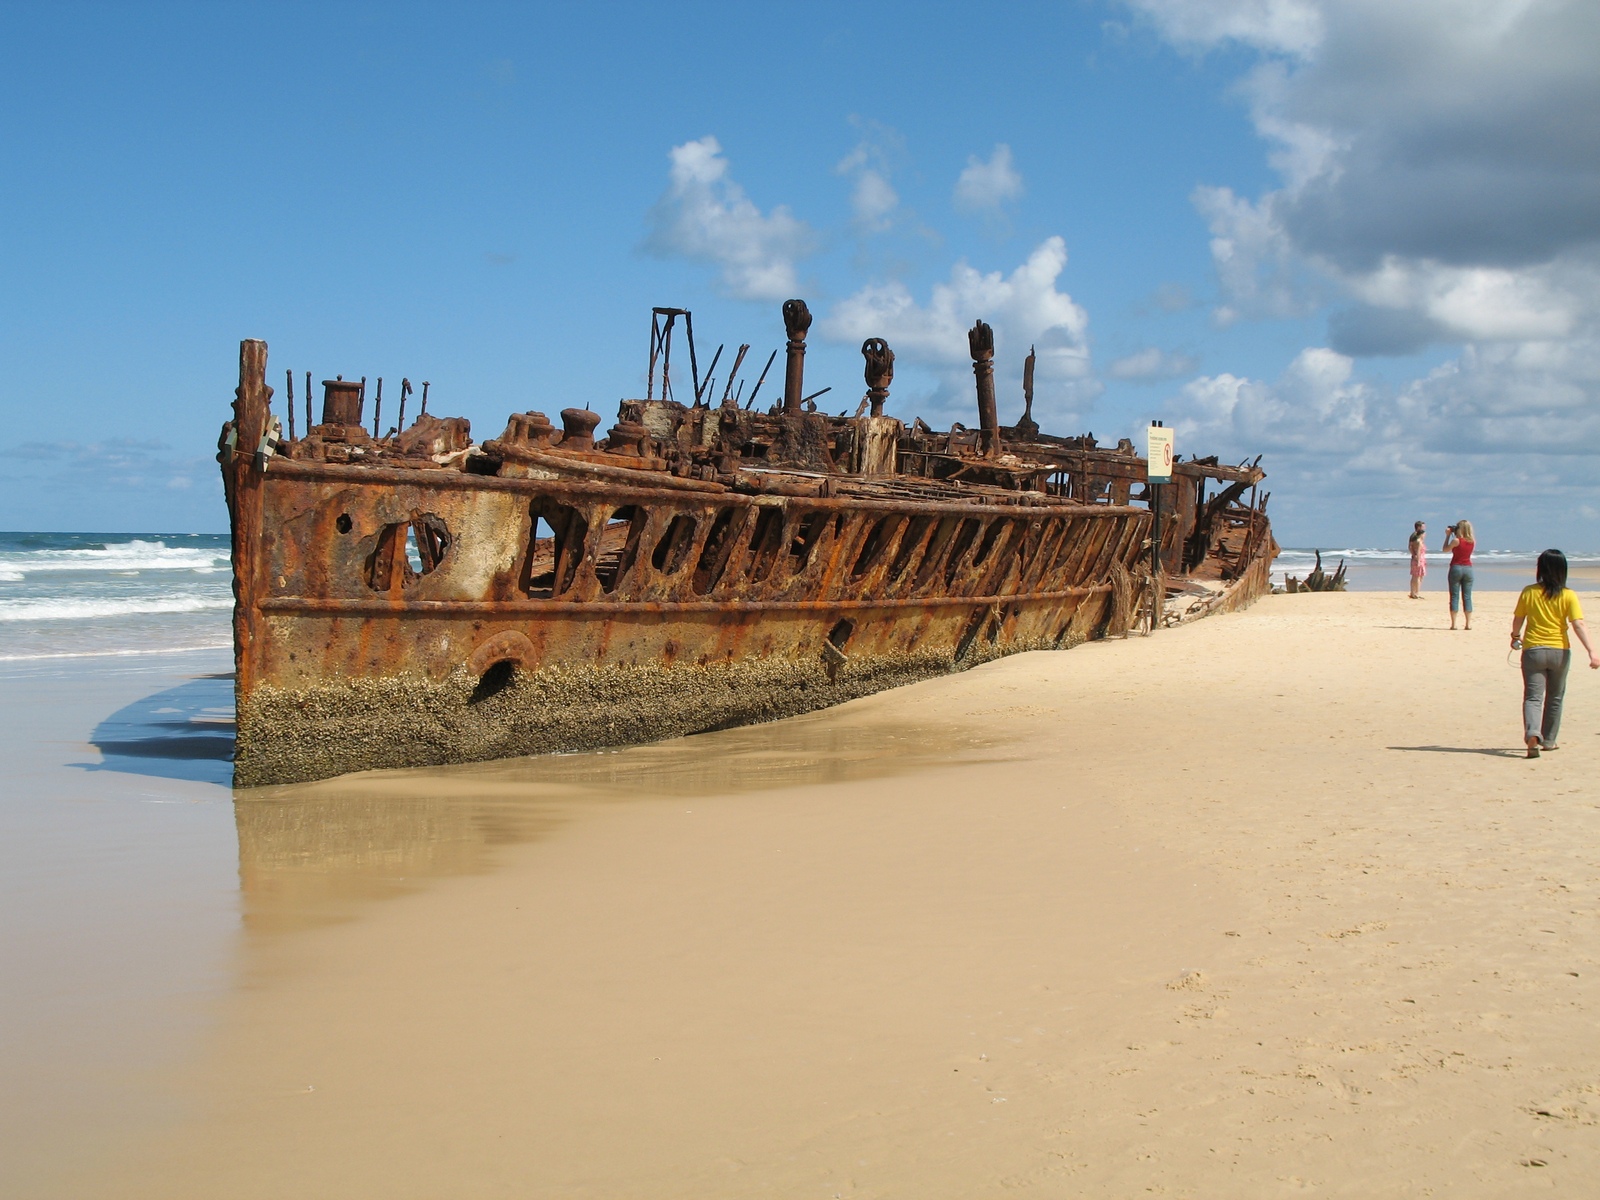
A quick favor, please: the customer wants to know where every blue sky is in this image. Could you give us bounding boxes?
[3,1,1596,549]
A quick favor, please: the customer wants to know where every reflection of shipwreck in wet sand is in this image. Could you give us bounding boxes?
[222,301,1277,786]
[233,716,1019,931]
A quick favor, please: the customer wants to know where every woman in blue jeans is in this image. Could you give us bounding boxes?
[1443,519,1475,630]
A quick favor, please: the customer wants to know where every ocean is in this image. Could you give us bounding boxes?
[0,531,233,663]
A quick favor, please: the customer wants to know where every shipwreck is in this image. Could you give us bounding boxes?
[221,301,1277,786]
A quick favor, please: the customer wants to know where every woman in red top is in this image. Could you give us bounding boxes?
[1443,519,1475,630]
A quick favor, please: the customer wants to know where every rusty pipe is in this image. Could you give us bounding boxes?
[969,320,998,456]
[781,299,812,414]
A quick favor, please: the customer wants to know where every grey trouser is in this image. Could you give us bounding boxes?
[1448,565,1474,613]
[1522,647,1571,745]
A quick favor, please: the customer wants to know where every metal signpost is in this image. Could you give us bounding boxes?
[1146,421,1174,632]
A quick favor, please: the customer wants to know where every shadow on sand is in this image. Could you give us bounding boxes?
[78,672,235,784]
[1388,744,1524,759]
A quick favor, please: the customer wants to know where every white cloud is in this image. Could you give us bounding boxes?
[643,136,814,301]
[1146,0,1600,338]
[953,144,1024,214]
[824,237,1097,425]
[1191,184,1307,324]
[1117,1,1600,543]
[826,237,1088,368]
[1345,258,1579,343]
[849,170,898,230]
[835,120,904,233]
[1124,0,1600,544]
[1174,346,1377,451]
[1107,347,1200,381]
[1160,332,1600,544]
[1126,0,1324,55]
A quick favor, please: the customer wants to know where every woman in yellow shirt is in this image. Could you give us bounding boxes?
[1510,549,1600,758]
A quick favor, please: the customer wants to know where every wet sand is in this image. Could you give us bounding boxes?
[11,590,1600,1196]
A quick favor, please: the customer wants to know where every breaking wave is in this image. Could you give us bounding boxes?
[0,595,234,623]
[0,641,233,662]
[0,538,228,579]
[0,534,231,661]
[1274,547,1586,563]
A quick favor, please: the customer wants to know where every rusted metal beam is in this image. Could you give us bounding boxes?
[258,585,1114,616]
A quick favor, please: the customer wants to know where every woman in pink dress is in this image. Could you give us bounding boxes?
[1408,520,1427,598]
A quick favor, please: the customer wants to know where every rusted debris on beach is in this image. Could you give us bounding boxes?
[1285,550,1348,593]
[220,300,1279,786]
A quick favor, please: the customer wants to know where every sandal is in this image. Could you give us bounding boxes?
[1526,736,1541,759]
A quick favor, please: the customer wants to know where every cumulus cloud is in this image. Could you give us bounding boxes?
[849,170,898,230]
[824,236,1097,424]
[836,120,904,233]
[1123,0,1600,540]
[1191,184,1309,324]
[953,144,1024,214]
[1175,347,1378,451]
[826,237,1087,365]
[1163,332,1600,541]
[1107,347,1200,381]
[1142,0,1600,330]
[1265,4,1600,273]
[643,136,814,301]
[1127,0,1323,55]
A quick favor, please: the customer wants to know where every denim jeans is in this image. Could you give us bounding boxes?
[1522,647,1571,745]
[1448,565,1474,614]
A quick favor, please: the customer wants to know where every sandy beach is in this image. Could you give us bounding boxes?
[9,590,1600,1197]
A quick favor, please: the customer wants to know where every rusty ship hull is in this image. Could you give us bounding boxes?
[224,304,1276,786]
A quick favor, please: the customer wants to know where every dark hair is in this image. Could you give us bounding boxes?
[1536,549,1568,600]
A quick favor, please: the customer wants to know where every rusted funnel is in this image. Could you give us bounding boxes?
[321,379,363,428]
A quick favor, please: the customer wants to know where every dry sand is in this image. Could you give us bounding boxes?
[61,591,1600,1196]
